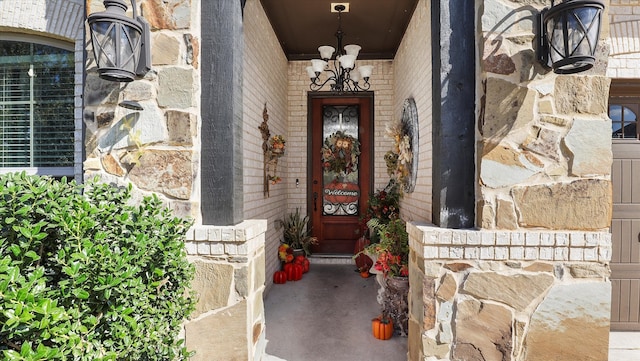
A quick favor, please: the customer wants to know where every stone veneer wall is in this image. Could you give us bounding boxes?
[608,1,640,78]
[408,0,613,360]
[84,0,201,222]
[183,220,267,361]
[84,1,271,360]
[477,0,612,231]
[407,223,612,361]
[392,0,433,223]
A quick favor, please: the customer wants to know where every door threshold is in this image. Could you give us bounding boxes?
[309,254,355,265]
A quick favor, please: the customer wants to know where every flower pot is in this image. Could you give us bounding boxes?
[386,276,409,292]
[381,276,409,337]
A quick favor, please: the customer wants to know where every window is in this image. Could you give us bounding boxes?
[0,40,75,176]
[609,79,640,141]
[610,103,638,139]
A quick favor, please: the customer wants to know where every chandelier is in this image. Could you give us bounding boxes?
[306,4,373,92]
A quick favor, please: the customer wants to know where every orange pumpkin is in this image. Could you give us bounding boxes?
[360,271,370,278]
[372,316,393,340]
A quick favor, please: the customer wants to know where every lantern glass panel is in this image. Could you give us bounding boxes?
[90,21,118,68]
[120,22,141,73]
[89,19,141,81]
[547,17,562,63]
[581,7,601,51]
[571,7,599,55]
[566,12,585,55]
[109,22,140,75]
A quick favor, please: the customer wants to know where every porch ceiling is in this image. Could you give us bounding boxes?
[259,0,419,60]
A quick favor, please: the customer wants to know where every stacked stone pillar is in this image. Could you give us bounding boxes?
[408,0,613,360]
[84,2,267,360]
[408,225,611,360]
[183,220,267,361]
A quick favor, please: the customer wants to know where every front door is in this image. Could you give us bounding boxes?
[309,94,373,254]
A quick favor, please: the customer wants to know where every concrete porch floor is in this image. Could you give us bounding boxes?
[264,261,407,361]
[264,262,640,361]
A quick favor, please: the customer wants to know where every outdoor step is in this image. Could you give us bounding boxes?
[308,254,355,265]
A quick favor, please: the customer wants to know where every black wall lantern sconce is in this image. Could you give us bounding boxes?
[537,0,604,74]
[87,0,151,82]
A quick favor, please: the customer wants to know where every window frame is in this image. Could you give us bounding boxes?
[609,79,640,143]
[0,33,80,180]
[609,101,639,139]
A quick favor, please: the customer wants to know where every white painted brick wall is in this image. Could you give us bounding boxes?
[611,1,640,6]
[392,0,433,223]
[286,0,434,226]
[243,0,289,288]
[185,220,268,257]
[608,4,640,78]
[409,222,612,263]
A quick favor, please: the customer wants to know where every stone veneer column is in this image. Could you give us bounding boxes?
[408,223,612,361]
[407,0,613,360]
[477,0,612,230]
[84,0,200,221]
[183,220,267,361]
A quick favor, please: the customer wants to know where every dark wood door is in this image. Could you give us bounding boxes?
[309,94,373,254]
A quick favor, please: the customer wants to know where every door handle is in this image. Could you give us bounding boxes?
[313,192,318,211]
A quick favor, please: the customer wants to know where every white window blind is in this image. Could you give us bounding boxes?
[0,40,74,172]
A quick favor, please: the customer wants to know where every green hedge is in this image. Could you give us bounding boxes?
[0,172,196,360]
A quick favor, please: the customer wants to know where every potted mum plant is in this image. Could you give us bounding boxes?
[275,208,318,256]
[361,191,409,336]
[353,179,402,274]
[365,218,409,279]
[362,213,410,337]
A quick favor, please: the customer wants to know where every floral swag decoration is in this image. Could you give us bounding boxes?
[321,130,361,175]
[270,134,286,154]
[384,120,412,189]
[268,134,286,185]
